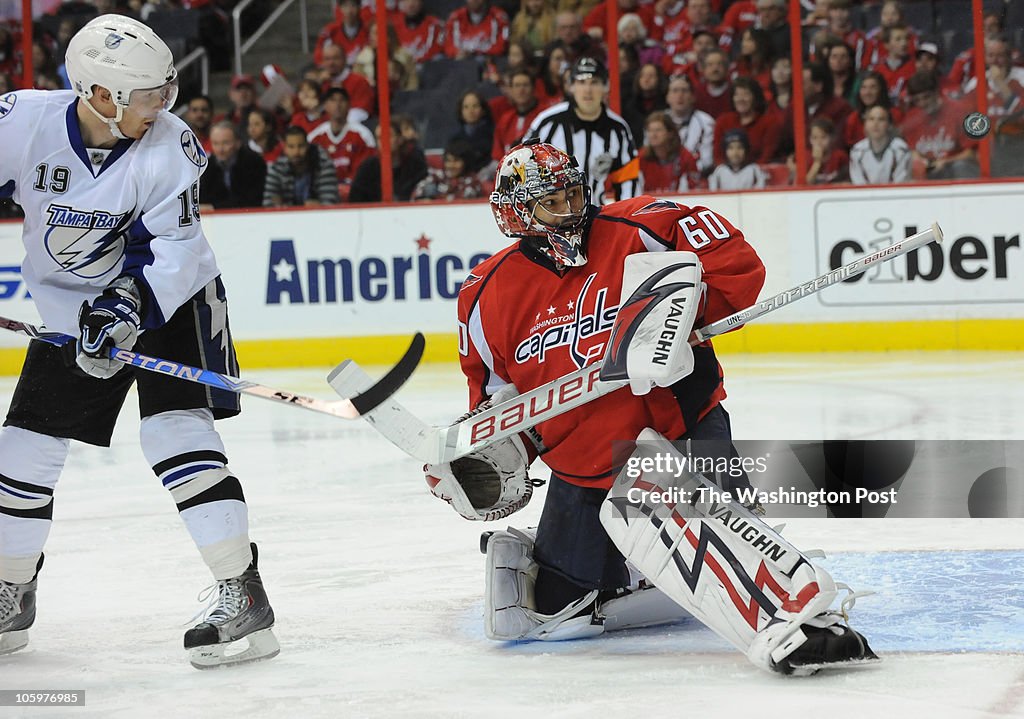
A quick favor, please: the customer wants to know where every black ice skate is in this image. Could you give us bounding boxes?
[184,543,279,669]
[0,555,43,656]
[773,621,879,676]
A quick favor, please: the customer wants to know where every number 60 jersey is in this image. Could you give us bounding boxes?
[457,196,766,489]
[0,89,218,335]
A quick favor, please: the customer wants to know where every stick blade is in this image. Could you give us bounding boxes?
[333,333,425,416]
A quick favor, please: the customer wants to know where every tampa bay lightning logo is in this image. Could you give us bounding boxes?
[0,92,15,118]
[105,33,123,49]
[43,204,131,278]
[181,131,207,168]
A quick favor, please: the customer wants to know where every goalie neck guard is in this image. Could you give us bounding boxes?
[490,141,593,269]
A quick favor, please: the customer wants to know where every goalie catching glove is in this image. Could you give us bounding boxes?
[600,251,702,396]
[425,385,543,521]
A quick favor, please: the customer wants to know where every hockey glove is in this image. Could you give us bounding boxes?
[76,277,142,379]
[425,433,539,521]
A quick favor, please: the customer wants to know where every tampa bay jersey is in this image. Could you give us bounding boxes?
[458,196,766,489]
[0,89,218,335]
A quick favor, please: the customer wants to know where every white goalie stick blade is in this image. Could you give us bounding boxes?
[188,627,281,670]
[0,315,424,420]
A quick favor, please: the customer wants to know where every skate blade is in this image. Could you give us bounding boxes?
[787,654,882,677]
[0,630,29,656]
[189,627,280,670]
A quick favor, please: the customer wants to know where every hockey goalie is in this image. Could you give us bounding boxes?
[424,141,877,674]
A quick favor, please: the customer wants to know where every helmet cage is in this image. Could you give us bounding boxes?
[490,143,592,268]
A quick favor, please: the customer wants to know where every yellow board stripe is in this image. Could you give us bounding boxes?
[0,320,1018,375]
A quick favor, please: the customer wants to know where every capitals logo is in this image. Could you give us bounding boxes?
[514,272,618,368]
[44,204,131,279]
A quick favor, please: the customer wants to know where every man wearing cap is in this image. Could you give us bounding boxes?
[526,57,641,204]
[217,74,258,138]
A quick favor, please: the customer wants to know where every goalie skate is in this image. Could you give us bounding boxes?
[184,543,279,670]
[0,555,43,656]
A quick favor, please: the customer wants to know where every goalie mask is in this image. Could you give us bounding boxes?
[490,141,592,269]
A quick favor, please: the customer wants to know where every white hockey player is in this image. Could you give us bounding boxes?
[0,15,277,668]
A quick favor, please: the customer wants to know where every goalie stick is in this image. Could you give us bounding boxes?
[0,315,424,419]
[330,222,943,463]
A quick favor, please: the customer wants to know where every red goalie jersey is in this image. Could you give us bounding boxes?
[457,197,765,489]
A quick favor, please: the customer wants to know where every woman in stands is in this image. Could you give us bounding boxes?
[246,108,283,165]
[732,27,773,100]
[638,111,700,193]
[713,77,782,165]
[448,89,495,175]
[842,70,898,149]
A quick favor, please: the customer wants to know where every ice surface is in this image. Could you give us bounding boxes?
[0,352,1022,718]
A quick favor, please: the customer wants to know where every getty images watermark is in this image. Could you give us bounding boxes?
[623,452,898,509]
[615,440,1024,517]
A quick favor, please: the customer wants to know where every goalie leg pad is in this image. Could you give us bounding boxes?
[483,528,603,641]
[600,429,877,674]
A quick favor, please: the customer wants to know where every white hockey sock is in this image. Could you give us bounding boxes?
[0,427,68,584]
[141,410,252,580]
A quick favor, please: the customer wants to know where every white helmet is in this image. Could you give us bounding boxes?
[65,14,178,137]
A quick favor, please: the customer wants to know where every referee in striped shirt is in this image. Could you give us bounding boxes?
[526,57,641,204]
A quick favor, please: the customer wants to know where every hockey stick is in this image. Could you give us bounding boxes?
[0,315,424,419]
[329,223,943,463]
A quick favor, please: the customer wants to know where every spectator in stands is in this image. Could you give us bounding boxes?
[411,138,485,201]
[732,28,772,99]
[492,68,545,162]
[665,72,715,175]
[511,0,557,52]
[185,95,214,154]
[583,0,654,42]
[289,80,327,136]
[246,107,283,165]
[617,12,664,69]
[865,1,919,68]
[709,128,766,190]
[263,126,340,207]
[804,60,853,127]
[309,87,376,200]
[842,70,895,149]
[314,0,368,66]
[199,121,268,210]
[30,39,60,89]
[639,110,700,192]
[395,113,421,144]
[768,55,791,112]
[662,28,716,80]
[547,10,602,65]
[849,105,911,185]
[393,0,445,65]
[713,77,781,165]
[694,47,732,118]
[449,89,496,174]
[319,43,375,123]
[445,0,510,60]
[0,26,19,82]
[221,74,258,135]
[819,0,868,69]
[900,70,979,180]
[659,0,715,58]
[947,10,1005,93]
[825,41,857,104]
[538,43,569,106]
[716,0,757,53]
[795,117,849,184]
[623,62,668,144]
[349,120,429,203]
[963,37,1024,122]
[874,24,915,104]
[0,71,14,94]
[353,21,419,92]
[754,0,789,63]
